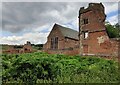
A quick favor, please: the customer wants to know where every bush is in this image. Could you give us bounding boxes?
[1,52,119,84]
[106,22,120,38]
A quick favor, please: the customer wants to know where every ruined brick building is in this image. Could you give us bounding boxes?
[19,41,33,53]
[43,24,79,55]
[44,3,120,57]
[3,41,33,54]
[79,3,120,57]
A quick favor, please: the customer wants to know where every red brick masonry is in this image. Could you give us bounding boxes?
[44,3,120,58]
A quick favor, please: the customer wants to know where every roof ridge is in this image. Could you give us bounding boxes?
[53,23,79,40]
[54,23,78,32]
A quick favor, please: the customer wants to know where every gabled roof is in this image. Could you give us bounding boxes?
[54,24,79,40]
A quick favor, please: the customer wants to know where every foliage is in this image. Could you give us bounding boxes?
[1,52,119,84]
[106,22,120,38]
[0,44,12,50]
[31,44,43,50]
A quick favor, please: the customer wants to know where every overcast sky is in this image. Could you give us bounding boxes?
[0,1,119,45]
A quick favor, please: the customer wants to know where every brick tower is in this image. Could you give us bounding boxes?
[78,3,111,56]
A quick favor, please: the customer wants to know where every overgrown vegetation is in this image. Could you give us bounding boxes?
[31,44,43,50]
[1,52,119,84]
[106,22,120,38]
[0,44,13,50]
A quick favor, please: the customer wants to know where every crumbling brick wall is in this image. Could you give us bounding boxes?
[2,41,33,54]
[79,3,120,57]
[46,48,80,56]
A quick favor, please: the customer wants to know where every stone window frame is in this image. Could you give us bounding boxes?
[80,18,89,25]
[83,31,89,39]
[50,38,53,49]
[83,18,89,24]
[50,37,58,49]
[55,37,58,49]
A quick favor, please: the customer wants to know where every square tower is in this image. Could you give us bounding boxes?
[78,3,110,56]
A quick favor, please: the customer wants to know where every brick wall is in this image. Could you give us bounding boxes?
[79,3,120,58]
[2,42,33,54]
[83,31,119,57]
[44,47,80,56]
[43,25,65,50]
[43,25,79,55]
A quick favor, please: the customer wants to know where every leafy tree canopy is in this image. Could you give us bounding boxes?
[105,22,120,38]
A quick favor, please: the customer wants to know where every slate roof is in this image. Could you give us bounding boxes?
[54,24,79,40]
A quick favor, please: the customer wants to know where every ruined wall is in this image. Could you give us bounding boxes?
[23,44,32,53]
[43,26,79,55]
[43,25,65,50]
[2,42,33,54]
[64,38,79,49]
[83,31,119,57]
[79,3,119,57]
[79,11,105,32]
[45,47,80,56]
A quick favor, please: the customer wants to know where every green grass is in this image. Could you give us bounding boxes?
[1,52,119,84]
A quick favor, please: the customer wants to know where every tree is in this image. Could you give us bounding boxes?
[106,22,120,38]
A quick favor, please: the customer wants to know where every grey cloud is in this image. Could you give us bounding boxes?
[2,2,117,33]
[2,2,88,33]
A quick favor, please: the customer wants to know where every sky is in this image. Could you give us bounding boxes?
[0,0,119,45]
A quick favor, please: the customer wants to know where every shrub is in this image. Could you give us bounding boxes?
[1,52,119,84]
